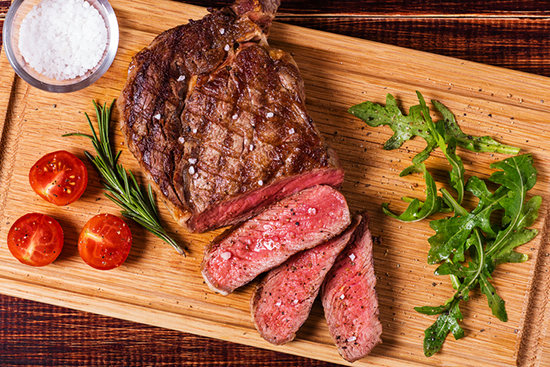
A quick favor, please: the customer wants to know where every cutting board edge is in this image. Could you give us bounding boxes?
[0,275,428,367]
[516,196,550,366]
[0,49,23,237]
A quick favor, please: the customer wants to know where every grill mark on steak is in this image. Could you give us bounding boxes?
[251,215,361,345]
[321,212,382,362]
[118,0,344,233]
[201,185,351,295]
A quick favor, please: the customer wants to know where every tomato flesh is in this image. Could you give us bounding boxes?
[29,150,88,206]
[7,213,64,267]
[78,214,132,270]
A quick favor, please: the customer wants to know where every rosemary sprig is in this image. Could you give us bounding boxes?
[64,100,185,256]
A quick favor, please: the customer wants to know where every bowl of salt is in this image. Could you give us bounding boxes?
[2,0,119,93]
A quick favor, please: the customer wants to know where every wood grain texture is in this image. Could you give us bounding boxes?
[182,0,550,15]
[1,1,550,366]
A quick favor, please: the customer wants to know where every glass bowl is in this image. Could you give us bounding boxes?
[2,0,119,93]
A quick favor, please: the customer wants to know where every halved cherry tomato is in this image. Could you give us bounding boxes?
[78,214,132,270]
[29,150,88,206]
[7,213,64,267]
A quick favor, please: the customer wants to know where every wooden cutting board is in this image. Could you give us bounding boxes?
[1,1,549,366]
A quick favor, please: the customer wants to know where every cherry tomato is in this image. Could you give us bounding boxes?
[78,214,132,270]
[29,150,88,206]
[7,213,64,267]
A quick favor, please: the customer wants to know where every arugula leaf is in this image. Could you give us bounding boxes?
[491,199,540,265]
[433,100,520,155]
[349,94,436,164]
[382,163,442,222]
[485,155,540,258]
[479,272,507,322]
[416,297,464,357]
[348,93,520,165]
[417,91,466,203]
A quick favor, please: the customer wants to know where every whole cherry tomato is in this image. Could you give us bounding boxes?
[7,213,64,267]
[78,214,132,270]
[29,150,88,206]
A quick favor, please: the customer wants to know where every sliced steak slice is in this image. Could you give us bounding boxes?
[251,215,361,345]
[321,212,382,362]
[118,0,344,233]
[201,185,351,295]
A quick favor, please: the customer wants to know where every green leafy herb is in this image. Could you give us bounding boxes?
[64,100,185,256]
[349,92,540,356]
[382,163,442,222]
[348,93,520,166]
[417,154,540,356]
[434,100,521,155]
[417,91,466,204]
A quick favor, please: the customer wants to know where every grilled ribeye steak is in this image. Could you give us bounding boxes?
[251,215,360,345]
[201,185,351,295]
[118,0,344,233]
[321,212,382,362]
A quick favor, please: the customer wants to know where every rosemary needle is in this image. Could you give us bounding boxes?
[64,100,186,256]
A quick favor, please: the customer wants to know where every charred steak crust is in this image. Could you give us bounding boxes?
[201,185,351,295]
[321,212,382,363]
[251,214,361,345]
[118,0,344,233]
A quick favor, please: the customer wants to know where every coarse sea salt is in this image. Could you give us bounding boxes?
[18,0,108,81]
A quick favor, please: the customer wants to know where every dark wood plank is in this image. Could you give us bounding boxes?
[0,1,9,16]
[277,17,550,76]
[182,0,550,15]
[4,0,550,16]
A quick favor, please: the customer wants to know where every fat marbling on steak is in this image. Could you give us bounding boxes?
[201,185,351,295]
[118,0,344,233]
[251,214,360,345]
[321,212,382,362]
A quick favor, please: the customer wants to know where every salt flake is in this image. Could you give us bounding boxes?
[224,44,230,52]
[188,166,195,175]
[340,294,345,300]
[154,114,161,120]
[266,112,274,118]
[188,158,197,164]
[347,336,357,342]
[289,128,295,134]
[220,252,231,260]
[349,253,356,262]
[177,75,186,82]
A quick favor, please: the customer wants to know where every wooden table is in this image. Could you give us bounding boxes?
[1,1,550,365]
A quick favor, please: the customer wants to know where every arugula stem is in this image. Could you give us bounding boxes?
[464,229,485,293]
[439,188,468,216]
